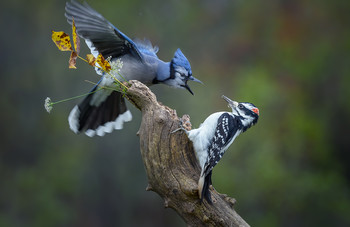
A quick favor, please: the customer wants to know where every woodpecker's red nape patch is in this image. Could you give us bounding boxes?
[252,108,259,115]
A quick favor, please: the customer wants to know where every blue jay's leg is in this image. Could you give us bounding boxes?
[68,85,132,137]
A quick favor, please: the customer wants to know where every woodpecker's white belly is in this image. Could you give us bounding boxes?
[187,112,226,170]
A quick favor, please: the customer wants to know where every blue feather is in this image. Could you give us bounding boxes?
[172,48,192,75]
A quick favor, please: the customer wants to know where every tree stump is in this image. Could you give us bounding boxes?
[126,80,250,227]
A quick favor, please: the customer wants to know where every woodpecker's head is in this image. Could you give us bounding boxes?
[222,95,259,129]
[168,49,202,95]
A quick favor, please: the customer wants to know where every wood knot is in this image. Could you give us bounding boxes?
[181,115,192,130]
[155,113,166,123]
[225,197,237,208]
[145,184,153,191]
[164,198,170,208]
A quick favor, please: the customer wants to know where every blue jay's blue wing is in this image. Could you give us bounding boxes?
[133,38,159,58]
[65,0,142,61]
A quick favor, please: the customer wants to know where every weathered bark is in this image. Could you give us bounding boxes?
[126,80,250,227]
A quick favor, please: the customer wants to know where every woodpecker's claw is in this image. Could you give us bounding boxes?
[171,119,187,134]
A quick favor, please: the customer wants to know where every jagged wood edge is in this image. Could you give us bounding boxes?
[125,80,250,227]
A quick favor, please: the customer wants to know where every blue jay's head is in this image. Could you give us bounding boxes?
[169,49,202,95]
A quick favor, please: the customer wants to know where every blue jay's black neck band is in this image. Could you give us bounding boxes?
[169,60,176,79]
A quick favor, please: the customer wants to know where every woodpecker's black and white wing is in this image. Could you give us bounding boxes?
[65,0,142,61]
[199,113,242,203]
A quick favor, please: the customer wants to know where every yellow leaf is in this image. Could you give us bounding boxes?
[69,51,78,69]
[51,31,72,51]
[71,18,80,54]
[96,54,111,72]
[86,54,96,66]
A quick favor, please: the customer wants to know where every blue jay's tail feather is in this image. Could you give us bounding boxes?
[68,87,132,137]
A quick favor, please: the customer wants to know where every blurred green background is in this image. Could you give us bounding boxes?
[1,0,350,226]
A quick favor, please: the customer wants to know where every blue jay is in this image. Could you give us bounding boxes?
[173,95,259,203]
[65,0,201,137]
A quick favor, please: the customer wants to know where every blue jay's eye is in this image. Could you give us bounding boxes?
[238,104,244,109]
[178,73,186,78]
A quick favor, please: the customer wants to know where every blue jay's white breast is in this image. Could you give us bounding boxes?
[187,112,227,169]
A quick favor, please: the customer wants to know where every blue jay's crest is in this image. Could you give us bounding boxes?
[168,48,202,95]
[172,48,192,74]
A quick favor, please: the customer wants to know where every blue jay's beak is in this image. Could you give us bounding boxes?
[189,76,203,84]
[184,76,202,95]
[184,83,194,95]
[222,95,239,109]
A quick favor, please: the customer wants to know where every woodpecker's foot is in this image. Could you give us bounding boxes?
[171,118,187,134]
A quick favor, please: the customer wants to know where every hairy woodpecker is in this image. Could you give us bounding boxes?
[174,95,259,203]
[64,0,201,137]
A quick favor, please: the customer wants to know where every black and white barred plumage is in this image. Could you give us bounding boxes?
[175,95,259,203]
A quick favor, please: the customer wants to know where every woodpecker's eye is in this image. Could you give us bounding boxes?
[238,104,244,109]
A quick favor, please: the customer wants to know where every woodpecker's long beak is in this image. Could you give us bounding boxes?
[222,95,239,109]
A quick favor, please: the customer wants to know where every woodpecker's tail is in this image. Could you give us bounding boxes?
[68,87,132,137]
[198,171,213,204]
